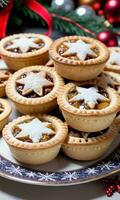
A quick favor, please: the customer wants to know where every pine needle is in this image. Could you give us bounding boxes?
[0,0,9,7]
[10,1,117,37]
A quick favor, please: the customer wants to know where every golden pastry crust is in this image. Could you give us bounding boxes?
[0,98,11,131]
[0,33,53,71]
[2,115,68,164]
[6,65,64,114]
[0,70,11,98]
[105,47,120,73]
[114,113,120,132]
[57,81,120,132]
[96,71,120,95]
[49,36,109,81]
[62,123,118,160]
[46,59,54,67]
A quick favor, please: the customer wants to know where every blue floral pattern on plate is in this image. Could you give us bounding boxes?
[0,146,120,185]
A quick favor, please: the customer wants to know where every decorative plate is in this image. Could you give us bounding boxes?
[0,58,120,186]
[0,101,120,186]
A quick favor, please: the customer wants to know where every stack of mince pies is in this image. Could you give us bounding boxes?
[0,33,120,165]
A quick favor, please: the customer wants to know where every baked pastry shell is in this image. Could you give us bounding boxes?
[6,65,64,114]
[0,83,6,98]
[105,47,120,73]
[96,71,120,95]
[49,36,109,81]
[114,114,120,132]
[57,82,120,132]
[0,98,11,131]
[46,59,54,67]
[0,33,53,71]
[2,115,68,165]
[0,71,11,98]
[62,123,118,160]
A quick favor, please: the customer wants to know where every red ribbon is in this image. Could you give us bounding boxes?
[0,0,13,38]
[24,0,52,36]
[0,0,52,39]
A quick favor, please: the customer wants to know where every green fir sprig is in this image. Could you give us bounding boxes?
[0,0,9,7]
[4,0,120,37]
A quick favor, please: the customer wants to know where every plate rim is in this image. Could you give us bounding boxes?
[0,147,120,186]
[0,167,120,186]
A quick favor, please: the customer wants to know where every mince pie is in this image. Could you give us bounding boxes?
[115,112,120,132]
[49,36,109,81]
[46,59,54,67]
[0,70,11,97]
[96,71,120,95]
[62,123,118,160]
[6,65,64,114]
[0,33,53,71]
[2,115,68,164]
[0,98,11,131]
[105,47,120,73]
[57,81,120,132]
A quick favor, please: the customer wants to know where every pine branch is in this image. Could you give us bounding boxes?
[66,12,110,33]
[14,0,46,26]
[10,1,117,37]
[0,0,8,7]
[52,13,95,37]
[111,27,120,36]
[51,11,110,37]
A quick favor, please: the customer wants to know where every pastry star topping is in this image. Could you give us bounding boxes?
[97,73,119,88]
[62,40,97,61]
[70,129,105,140]
[69,86,109,109]
[81,132,89,140]
[109,51,120,65]
[6,36,40,53]
[15,118,55,143]
[16,71,53,96]
[70,130,89,139]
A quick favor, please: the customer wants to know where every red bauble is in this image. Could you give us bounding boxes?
[116,185,120,193]
[92,0,105,13]
[92,2,101,11]
[97,31,118,47]
[104,0,120,24]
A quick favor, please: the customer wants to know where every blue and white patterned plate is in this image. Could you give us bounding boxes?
[0,100,120,186]
[0,140,120,186]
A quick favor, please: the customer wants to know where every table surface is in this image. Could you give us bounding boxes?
[0,28,120,200]
[0,174,120,200]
